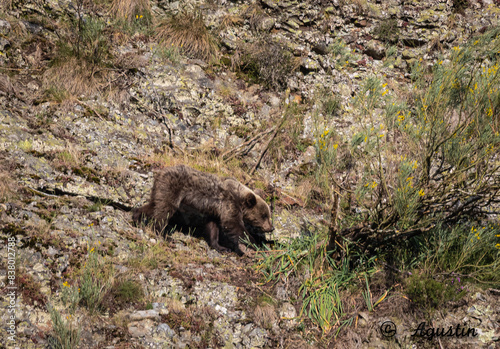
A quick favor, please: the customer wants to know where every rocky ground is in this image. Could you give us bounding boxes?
[0,0,499,347]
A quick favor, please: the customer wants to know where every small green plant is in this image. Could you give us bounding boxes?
[114,279,143,303]
[312,125,340,199]
[253,228,377,334]
[61,237,115,315]
[18,272,47,308]
[43,2,112,97]
[54,14,110,67]
[383,45,398,68]
[79,245,114,314]
[61,281,81,314]
[101,277,144,313]
[18,139,33,152]
[373,19,399,43]
[43,87,70,103]
[55,149,80,169]
[329,38,353,68]
[154,44,182,65]
[385,45,397,58]
[322,96,341,117]
[127,241,170,270]
[47,305,80,349]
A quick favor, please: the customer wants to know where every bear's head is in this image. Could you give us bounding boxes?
[242,190,274,233]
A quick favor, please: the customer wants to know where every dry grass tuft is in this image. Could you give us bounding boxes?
[254,304,278,330]
[53,142,82,169]
[143,149,254,186]
[0,170,17,202]
[156,11,218,62]
[42,58,107,98]
[165,298,185,314]
[0,0,12,10]
[110,0,151,23]
[219,13,243,30]
[0,75,15,97]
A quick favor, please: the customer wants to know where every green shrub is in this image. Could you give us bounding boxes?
[256,27,500,335]
[425,224,500,283]
[339,28,500,263]
[54,16,110,67]
[44,13,111,96]
[406,273,466,310]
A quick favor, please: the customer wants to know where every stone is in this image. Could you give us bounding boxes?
[0,20,11,35]
[21,21,43,34]
[157,323,176,338]
[0,38,10,51]
[261,0,278,9]
[364,40,386,60]
[127,319,155,337]
[259,17,276,32]
[129,309,160,321]
[277,301,295,319]
[300,57,320,72]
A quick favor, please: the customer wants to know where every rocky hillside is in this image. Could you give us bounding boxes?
[0,0,499,348]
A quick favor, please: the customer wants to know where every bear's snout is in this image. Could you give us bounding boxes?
[263,222,274,232]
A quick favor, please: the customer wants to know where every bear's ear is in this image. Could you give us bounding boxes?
[244,192,257,208]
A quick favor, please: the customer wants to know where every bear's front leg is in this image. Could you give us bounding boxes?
[223,222,254,255]
[205,221,231,253]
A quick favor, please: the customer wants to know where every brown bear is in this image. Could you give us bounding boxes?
[132,165,274,254]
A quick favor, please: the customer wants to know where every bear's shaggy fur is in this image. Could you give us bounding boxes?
[132,165,273,254]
